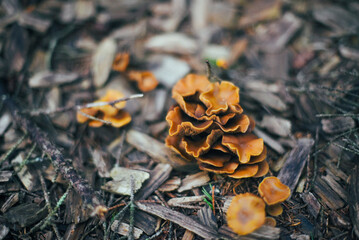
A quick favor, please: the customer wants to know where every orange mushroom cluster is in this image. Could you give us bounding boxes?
[77,89,131,128]
[165,74,268,178]
[226,177,291,235]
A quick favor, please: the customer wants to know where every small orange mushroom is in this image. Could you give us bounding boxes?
[103,110,131,128]
[258,177,291,206]
[264,217,277,227]
[226,193,266,235]
[266,203,283,217]
[128,70,158,92]
[76,89,131,128]
[112,52,130,72]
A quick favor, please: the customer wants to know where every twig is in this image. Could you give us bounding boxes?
[316,113,359,118]
[145,229,164,240]
[0,133,28,165]
[129,176,135,240]
[37,169,62,240]
[312,127,359,156]
[332,142,359,155]
[212,185,215,216]
[27,185,71,235]
[79,221,102,240]
[1,86,106,216]
[105,202,131,239]
[15,143,36,174]
[168,222,173,240]
[308,127,319,192]
[77,110,111,125]
[26,94,143,117]
[206,60,212,80]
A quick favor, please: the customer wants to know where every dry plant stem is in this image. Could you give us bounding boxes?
[37,169,62,240]
[129,176,135,240]
[145,228,164,240]
[27,185,71,236]
[2,92,105,214]
[312,127,359,156]
[77,110,111,125]
[40,185,71,230]
[27,93,144,117]
[0,133,27,165]
[316,113,359,118]
[79,221,102,240]
[15,143,36,174]
[105,177,135,240]
[212,185,215,216]
[206,60,212,80]
[308,127,319,192]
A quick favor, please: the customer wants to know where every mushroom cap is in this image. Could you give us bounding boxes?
[228,164,259,179]
[165,134,196,161]
[222,134,264,164]
[166,106,213,136]
[215,114,250,133]
[128,71,158,92]
[172,74,211,120]
[197,150,232,167]
[266,203,283,216]
[97,89,126,116]
[172,74,210,97]
[103,110,131,128]
[264,217,277,227]
[199,160,239,174]
[200,81,242,115]
[77,107,98,123]
[112,52,130,72]
[258,177,291,205]
[182,130,223,158]
[226,193,266,235]
[252,160,269,178]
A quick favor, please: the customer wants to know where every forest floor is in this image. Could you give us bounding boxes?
[0,0,359,239]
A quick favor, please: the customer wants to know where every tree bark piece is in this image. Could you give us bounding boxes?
[135,163,172,200]
[135,202,219,239]
[277,138,314,192]
[313,177,345,210]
